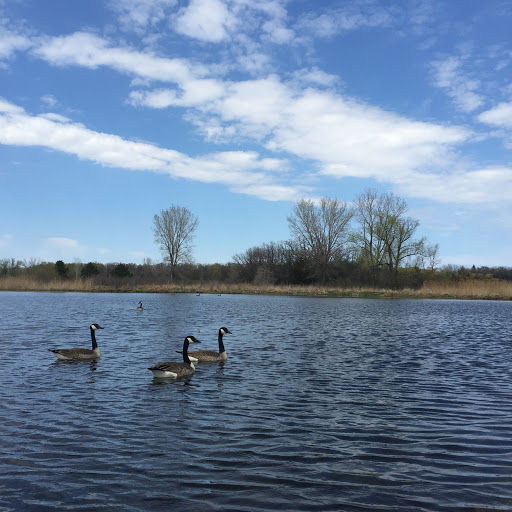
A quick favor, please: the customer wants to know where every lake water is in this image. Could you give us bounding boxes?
[1,292,511,511]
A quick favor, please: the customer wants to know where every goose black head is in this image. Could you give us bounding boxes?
[90,323,104,330]
[220,327,232,334]
[186,335,201,344]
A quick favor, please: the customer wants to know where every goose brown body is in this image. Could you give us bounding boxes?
[49,324,104,361]
[148,335,201,378]
[185,327,232,363]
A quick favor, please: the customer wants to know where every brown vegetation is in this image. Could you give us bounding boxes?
[419,280,512,300]
[1,276,510,300]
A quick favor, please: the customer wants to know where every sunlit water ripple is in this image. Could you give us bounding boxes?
[1,292,511,511]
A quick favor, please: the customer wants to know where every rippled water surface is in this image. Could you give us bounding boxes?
[1,292,512,511]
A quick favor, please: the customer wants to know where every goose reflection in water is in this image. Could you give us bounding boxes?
[149,376,197,388]
[52,359,99,371]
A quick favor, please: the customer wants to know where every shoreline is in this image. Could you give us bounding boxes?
[1,278,511,301]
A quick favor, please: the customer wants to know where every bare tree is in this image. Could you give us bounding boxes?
[424,243,441,271]
[353,190,427,288]
[374,192,424,288]
[352,188,387,283]
[0,258,24,277]
[287,197,353,283]
[153,205,199,279]
[381,214,425,288]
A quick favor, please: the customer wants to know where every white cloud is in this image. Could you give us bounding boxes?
[39,112,72,123]
[169,0,302,52]
[431,56,485,112]
[216,76,291,125]
[129,78,226,108]
[261,18,294,44]
[2,88,502,208]
[0,99,24,115]
[0,98,300,201]
[396,167,512,204]
[296,2,393,38]
[174,0,238,42]
[42,237,86,259]
[6,28,510,207]
[166,76,470,184]
[40,94,57,107]
[236,50,271,75]
[260,88,470,183]
[478,101,512,128]
[0,27,32,60]
[108,0,177,34]
[45,237,80,250]
[56,36,469,184]
[131,75,291,139]
[291,67,339,88]
[232,182,301,201]
[182,114,237,142]
[129,88,179,108]
[33,32,203,84]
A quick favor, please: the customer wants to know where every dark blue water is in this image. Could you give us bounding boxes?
[1,292,511,511]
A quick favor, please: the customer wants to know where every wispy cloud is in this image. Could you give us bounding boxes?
[40,94,58,107]
[33,32,205,83]
[0,98,302,201]
[42,237,85,260]
[431,55,485,112]
[2,89,507,206]
[478,101,512,128]
[0,26,32,61]
[108,0,177,34]
[477,101,512,148]
[45,237,80,250]
[130,72,472,195]
[397,166,512,204]
[28,31,471,175]
[296,1,393,38]
[2,14,511,208]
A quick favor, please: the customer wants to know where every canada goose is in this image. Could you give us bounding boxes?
[148,335,201,378]
[49,323,104,361]
[136,301,144,311]
[177,327,232,363]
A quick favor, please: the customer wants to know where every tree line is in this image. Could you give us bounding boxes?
[1,255,511,290]
[1,190,510,289]
[1,253,510,290]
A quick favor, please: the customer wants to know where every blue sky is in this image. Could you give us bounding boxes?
[1,0,511,268]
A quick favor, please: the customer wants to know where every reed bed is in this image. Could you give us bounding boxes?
[419,280,512,300]
[0,277,108,293]
[1,276,511,300]
[0,278,404,298]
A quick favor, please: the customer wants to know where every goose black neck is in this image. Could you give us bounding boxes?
[218,329,225,354]
[90,327,98,350]
[182,338,191,365]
